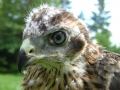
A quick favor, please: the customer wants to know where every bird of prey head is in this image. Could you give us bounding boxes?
[18,4,120,90]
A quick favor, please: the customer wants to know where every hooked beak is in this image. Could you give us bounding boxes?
[17,50,31,73]
[17,38,35,73]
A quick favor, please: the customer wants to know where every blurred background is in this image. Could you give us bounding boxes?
[0,0,120,89]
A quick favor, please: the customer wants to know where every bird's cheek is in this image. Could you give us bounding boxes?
[67,38,86,56]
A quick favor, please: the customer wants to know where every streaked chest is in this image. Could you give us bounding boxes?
[21,63,86,90]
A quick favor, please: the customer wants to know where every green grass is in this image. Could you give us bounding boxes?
[0,74,23,90]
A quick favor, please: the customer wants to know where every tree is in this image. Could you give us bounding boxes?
[78,11,85,20]
[88,0,120,53]
[0,0,70,73]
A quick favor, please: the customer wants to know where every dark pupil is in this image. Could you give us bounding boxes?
[56,34,61,41]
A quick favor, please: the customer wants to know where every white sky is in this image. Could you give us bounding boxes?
[70,0,120,47]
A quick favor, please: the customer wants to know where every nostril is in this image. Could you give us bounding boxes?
[29,49,34,54]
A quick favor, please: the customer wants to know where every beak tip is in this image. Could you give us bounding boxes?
[17,50,30,73]
[18,64,22,73]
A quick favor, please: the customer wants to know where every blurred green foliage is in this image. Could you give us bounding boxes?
[88,0,120,53]
[0,0,70,73]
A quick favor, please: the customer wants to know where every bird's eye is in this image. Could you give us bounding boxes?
[50,31,66,45]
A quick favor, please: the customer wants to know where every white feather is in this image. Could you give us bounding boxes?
[28,79,35,86]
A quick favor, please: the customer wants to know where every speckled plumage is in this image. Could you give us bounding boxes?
[18,4,120,90]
